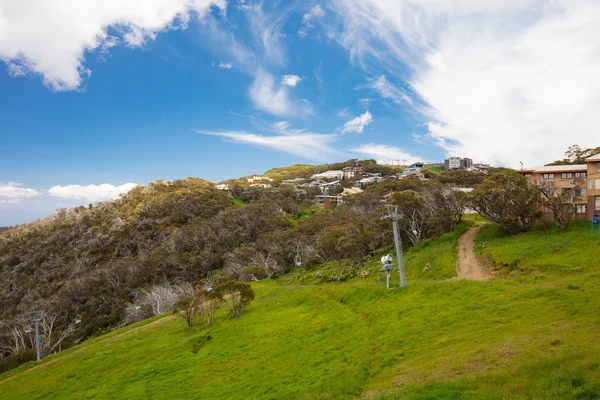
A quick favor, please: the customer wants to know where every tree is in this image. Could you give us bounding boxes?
[546,145,600,165]
[470,171,542,233]
[195,288,220,328]
[212,281,255,319]
[0,312,77,358]
[173,296,198,327]
[536,180,576,230]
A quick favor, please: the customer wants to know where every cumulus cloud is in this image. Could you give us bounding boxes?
[350,143,421,164]
[249,70,311,117]
[196,125,343,160]
[330,0,600,166]
[0,182,41,199]
[341,111,373,133]
[48,183,138,201]
[0,0,225,91]
[281,74,302,87]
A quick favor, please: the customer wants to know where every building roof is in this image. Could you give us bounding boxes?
[339,187,363,196]
[586,153,600,161]
[523,164,588,173]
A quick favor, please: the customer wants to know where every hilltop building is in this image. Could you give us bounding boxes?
[444,157,473,170]
[342,166,363,179]
[311,170,344,180]
[247,176,274,184]
[516,153,600,220]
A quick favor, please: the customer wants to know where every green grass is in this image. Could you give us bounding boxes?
[404,222,472,280]
[475,220,600,276]
[2,221,600,399]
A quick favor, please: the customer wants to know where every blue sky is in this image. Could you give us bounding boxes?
[2,0,600,225]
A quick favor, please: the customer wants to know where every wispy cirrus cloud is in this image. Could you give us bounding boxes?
[329,0,600,166]
[341,111,373,133]
[48,183,138,201]
[0,0,226,91]
[350,143,421,164]
[299,5,326,38]
[366,75,413,105]
[196,123,343,160]
[249,70,312,117]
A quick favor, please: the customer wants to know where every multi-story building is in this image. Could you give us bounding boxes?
[516,154,600,220]
[444,157,462,170]
[586,153,600,216]
[461,158,473,169]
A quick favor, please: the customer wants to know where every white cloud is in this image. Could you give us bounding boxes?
[0,0,225,91]
[299,5,326,38]
[281,74,302,87]
[350,143,421,164]
[48,183,138,201]
[196,125,343,160]
[249,70,312,117]
[218,61,233,69]
[341,111,373,133]
[0,182,41,198]
[337,108,351,118]
[330,0,600,166]
[0,199,20,205]
[367,75,413,105]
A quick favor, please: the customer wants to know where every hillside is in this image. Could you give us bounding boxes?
[1,160,472,372]
[1,221,599,399]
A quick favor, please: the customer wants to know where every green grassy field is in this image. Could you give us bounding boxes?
[2,221,600,399]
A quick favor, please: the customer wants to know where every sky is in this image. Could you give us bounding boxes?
[2,0,600,225]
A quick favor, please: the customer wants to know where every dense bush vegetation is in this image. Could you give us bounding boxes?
[0,165,469,370]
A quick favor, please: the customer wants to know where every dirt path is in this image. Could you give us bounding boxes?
[456,223,490,281]
[0,314,175,385]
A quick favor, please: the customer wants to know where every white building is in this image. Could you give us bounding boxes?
[311,170,344,180]
[247,176,274,184]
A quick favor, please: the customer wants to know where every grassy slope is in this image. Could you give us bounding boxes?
[2,222,600,399]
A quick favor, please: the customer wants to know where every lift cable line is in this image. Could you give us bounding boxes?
[382,205,407,287]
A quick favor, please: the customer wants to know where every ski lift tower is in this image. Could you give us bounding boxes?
[382,205,407,287]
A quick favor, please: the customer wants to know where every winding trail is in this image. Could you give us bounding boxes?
[456,223,491,281]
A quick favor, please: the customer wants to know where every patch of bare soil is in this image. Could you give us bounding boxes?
[456,223,492,281]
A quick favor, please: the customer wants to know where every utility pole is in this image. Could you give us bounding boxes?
[31,314,43,362]
[382,205,406,287]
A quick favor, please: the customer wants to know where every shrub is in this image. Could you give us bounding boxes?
[212,281,255,319]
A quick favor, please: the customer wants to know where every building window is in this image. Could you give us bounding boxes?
[596,196,600,211]
[576,172,587,179]
[543,173,554,180]
[596,179,600,190]
[598,163,600,173]
[576,204,587,214]
[561,172,573,180]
